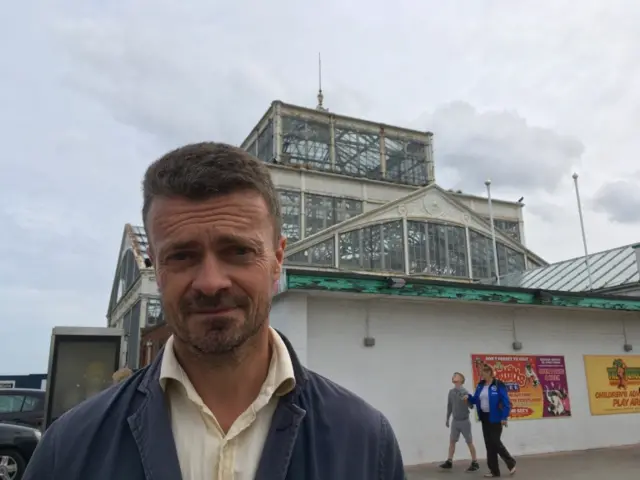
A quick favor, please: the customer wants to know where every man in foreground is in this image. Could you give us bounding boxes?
[24,142,405,480]
[439,372,479,472]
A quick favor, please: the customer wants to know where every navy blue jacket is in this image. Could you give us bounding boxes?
[468,379,511,423]
[23,333,405,480]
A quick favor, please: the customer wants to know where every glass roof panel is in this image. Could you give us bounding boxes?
[549,250,616,291]
[566,267,593,292]
[520,264,549,283]
[520,260,575,288]
[495,245,638,293]
[130,225,149,259]
[543,258,587,291]
[593,251,637,289]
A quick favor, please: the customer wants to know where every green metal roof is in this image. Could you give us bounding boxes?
[281,268,640,312]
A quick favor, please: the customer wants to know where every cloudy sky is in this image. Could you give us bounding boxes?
[2,0,639,374]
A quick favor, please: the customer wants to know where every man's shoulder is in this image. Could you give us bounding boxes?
[47,368,146,435]
[302,368,386,428]
[295,369,404,478]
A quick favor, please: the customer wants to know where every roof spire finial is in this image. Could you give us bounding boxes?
[316,52,327,111]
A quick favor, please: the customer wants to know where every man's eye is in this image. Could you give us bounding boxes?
[233,247,253,256]
[225,246,256,258]
[167,251,194,261]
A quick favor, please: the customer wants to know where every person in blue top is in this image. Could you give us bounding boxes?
[466,363,516,478]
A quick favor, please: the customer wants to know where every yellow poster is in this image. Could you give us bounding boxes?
[584,355,640,415]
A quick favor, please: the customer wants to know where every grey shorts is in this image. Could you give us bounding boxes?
[450,419,473,444]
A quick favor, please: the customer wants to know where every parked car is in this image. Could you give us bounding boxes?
[0,422,41,479]
[0,389,45,430]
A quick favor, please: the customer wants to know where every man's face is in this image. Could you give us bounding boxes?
[452,374,463,388]
[147,191,285,356]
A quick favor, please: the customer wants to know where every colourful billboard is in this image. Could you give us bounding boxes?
[583,355,640,415]
[471,354,571,421]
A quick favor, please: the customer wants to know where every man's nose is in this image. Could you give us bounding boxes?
[192,253,232,295]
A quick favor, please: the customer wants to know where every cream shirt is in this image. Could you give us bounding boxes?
[159,328,296,480]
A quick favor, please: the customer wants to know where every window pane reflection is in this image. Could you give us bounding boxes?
[338,221,404,273]
[407,221,468,277]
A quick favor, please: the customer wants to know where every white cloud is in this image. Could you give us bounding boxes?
[414,101,585,193]
[592,178,640,224]
[2,0,640,372]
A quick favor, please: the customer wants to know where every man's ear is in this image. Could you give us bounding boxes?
[273,235,287,280]
[147,249,163,291]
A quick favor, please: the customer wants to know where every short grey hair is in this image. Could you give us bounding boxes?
[142,142,281,242]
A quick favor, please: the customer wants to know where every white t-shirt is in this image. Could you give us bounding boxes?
[479,385,490,412]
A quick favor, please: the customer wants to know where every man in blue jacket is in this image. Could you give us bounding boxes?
[467,364,516,478]
[23,142,405,480]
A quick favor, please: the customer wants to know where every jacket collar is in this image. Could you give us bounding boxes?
[128,328,308,480]
[479,378,499,387]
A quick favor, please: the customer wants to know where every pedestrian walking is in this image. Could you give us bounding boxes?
[439,372,479,472]
[467,364,517,477]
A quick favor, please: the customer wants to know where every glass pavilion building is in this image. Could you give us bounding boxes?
[106,100,639,367]
[240,100,542,278]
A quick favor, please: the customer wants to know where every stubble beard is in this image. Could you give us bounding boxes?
[168,300,271,363]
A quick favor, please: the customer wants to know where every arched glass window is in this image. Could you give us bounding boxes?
[407,221,468,277]
[469,229,526,279]
[285,220,526,280]
[305,193,363,237]
[287,237,335,266]
[469,230,495,279]
[338,221,404,272]
[498,243,526,276]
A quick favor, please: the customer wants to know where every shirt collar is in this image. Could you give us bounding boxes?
[159,327,296,397]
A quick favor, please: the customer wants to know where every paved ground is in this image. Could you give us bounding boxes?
[405,445,638,479]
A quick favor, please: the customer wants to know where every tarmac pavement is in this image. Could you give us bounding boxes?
[405,445,638,480]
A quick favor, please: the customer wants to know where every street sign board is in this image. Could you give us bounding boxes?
[44,327,124,430]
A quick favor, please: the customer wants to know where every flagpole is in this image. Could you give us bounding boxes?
[485,179,500,285]
[572,173,593,290]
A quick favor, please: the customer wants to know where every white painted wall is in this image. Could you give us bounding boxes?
[271,293,640,466]
[270,294,308,366]
[454,194,523,224]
